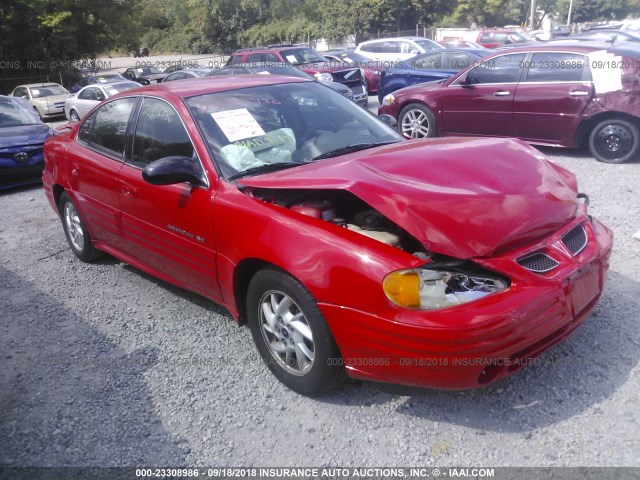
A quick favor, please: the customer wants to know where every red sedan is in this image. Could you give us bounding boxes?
[43,75,612,395]
[378,43,640,163]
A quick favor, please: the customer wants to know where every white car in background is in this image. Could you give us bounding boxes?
[354,36,443,62]
[64,81,140,122]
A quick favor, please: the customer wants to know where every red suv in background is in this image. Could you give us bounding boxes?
[476,29,530,48]
[227,45,369,106]
[378,43,640,163]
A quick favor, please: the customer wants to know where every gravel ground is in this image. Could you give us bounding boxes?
[1,137,639,469]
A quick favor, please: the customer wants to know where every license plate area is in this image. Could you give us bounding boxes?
[567,263,601,316]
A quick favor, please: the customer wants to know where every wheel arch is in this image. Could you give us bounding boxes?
[52,184,66,213]
[233,258,289,325]
[575,111,640,147]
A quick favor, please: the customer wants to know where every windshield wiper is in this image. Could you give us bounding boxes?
[312,141,399,161]
[228,162,301,181]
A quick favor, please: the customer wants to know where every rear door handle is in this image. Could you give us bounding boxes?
[494,91,511,96]
[569,90,589,96]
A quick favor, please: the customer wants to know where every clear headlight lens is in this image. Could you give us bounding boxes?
[314,72,333,82]
[382,93,395,106]
[383,268,508,310]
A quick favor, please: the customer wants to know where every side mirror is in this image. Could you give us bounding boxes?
[457,74,471,86]
[142,156,205,186]
[378,114,397,129]
[95,94,105,101]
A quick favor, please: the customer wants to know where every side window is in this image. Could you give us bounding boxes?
[493,33,510,44]
[360,43,375,53]
[227,55,244,65]
[480,33,492,42]
[383,41,401,54]
[524,53,590,82]
[399,42,413,54]
[413,53,443,70]
[78,88,97,100]
[465,53,526,84]
[131,97,195,168]
[445,52,477,70]
[77,111,95,143]
[86,97,137,158]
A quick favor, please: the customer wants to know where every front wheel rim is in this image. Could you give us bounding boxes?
[401,109,429,138]
[593,124,634,160]
[64,202,85,251]
[70,111,79,122]
[258,290,315,376]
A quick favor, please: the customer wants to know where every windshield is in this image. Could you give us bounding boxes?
[138,67,162,75]
[0,100,40,127]
[104,82,140,96]
[29,85,68,98]
[186,82,403,180]
[280,48,326,65]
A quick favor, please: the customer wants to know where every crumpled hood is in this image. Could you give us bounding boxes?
[0,124,51,149]
[240,137,579,258]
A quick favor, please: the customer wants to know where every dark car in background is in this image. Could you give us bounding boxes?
[69,74,128,94]
[323,49,383,94]
[122,67,167,85]
[207,63,355,102]
[377,48,491,103]
[378,43,640,163]
[0,96,52,189]
[476,29,530,48]
[227,45,368,106]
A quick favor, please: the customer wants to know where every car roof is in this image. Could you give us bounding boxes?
[359,36,432,43]
[490,41,625,54]
[112,75,310,99]
[15,83,62,89]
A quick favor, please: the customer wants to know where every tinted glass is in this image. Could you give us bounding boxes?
[445,52,479,70]
[465,53,525,84]
[86,97,137,158]
[280,48,325,64]
[131,98,195,167]
[524,53,590,82]
[78,112,95,143]
[411,53,443,69]
[78,88,96,100]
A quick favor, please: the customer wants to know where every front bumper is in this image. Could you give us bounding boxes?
[320,214,613,390]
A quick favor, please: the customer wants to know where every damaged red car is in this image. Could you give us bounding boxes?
[43,76,613,395]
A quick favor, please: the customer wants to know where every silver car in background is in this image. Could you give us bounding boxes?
[64,81,140,122]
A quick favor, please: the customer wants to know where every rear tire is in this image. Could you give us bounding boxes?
[59,192,102,262]
[399,103,438,138]
[247,268,345,395]
[588,118,639,164]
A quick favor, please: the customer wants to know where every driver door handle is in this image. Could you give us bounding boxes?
[569,90,589,96]
[121,184,138,198]
[494,91,511,96]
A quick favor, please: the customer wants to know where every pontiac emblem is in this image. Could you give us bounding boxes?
[14,152,29,163]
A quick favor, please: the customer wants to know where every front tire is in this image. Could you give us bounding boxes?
[247,268,345,395]
[59,192,102,262]
[69,110,80,122]
[589,118,639,164]
[399,103,438,138]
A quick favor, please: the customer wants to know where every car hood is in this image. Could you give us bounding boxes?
[393,79,446,96]
[0,124,51,148]
[239,137,579,258]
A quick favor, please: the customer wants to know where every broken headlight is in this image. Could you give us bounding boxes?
[382,268,508,310]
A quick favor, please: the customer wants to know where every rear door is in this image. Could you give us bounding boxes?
[512,52,593,145]
[442,52,526,137]
[68,97,138,247]
[117,96,221,299]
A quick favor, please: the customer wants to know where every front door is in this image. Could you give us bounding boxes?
[117,96,221,300]
[442,52,526,137]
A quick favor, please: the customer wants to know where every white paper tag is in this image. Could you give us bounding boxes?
[285,55,297,63]
[211,108,266,142]
[588,50,623,94]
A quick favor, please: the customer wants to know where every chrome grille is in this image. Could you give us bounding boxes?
[517,253,559,273]
[562,224,587,256]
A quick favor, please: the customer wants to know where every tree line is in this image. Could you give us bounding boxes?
[0,0,637,91]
